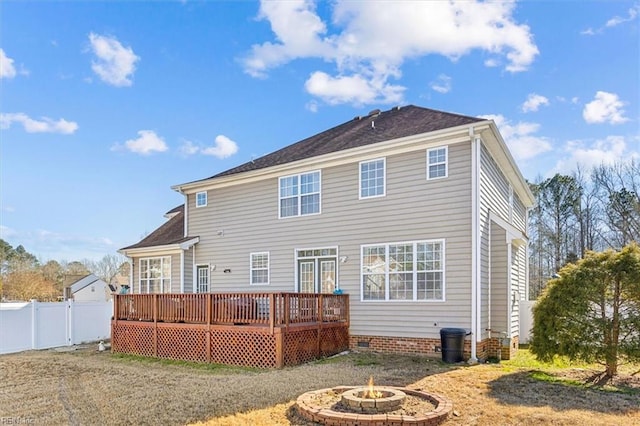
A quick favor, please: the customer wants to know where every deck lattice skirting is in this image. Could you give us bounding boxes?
[111,293,349,368]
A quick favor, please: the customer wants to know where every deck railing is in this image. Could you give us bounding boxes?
[113,292,349,329]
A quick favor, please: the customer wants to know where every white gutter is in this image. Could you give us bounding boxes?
[118,237,199,257]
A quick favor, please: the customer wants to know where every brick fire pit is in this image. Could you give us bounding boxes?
[296,386,452,426]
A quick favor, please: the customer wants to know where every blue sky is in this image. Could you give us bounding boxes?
[1,0,638,262]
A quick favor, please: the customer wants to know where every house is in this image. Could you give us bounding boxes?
[119,105,534,362]
[63,273,111,302]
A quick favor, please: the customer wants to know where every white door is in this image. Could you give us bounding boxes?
[196,265,210,293]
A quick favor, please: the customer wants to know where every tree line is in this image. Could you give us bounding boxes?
[528,160,639,299]
[0,239,128,302]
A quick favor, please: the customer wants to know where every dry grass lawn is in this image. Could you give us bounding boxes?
[0,344,637,425]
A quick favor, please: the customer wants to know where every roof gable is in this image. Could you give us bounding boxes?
[209,105,482,179]
[120,205,188,250]
[67,274,106,293]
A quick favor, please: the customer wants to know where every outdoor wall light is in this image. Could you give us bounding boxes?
[216,230,224,236]
[210,264,216,271]
[339,256,348,263]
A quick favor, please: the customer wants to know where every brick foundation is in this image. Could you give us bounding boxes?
[349,334,519,362]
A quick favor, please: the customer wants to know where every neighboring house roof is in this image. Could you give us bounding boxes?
[66,273,106,294]
[207,105,483,179]
[120,205,195,250]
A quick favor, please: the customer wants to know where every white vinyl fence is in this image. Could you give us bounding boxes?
[519,299,536,344]
[0,300,112,355]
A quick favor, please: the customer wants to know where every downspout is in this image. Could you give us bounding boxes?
[193,243,197,294]
[179,190,188,294]
[128,257,134,294]
[180,251,185,294]
[470,131,480,363]
[488,218,492,332]
[507,242,513,340]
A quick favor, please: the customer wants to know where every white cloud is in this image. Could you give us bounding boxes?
[179,135,239,159]
[0,112,78,134]
[178,140,200,156]
[521,93,549,112]
[550,136,639,176]
[0,225,18,239]
[202,135,239,159]
[481,114,552,161]
[305,71,404,105]
[583,91,628,124]
[88,33,140,87]
[581,5,639,35]
[606,5,638,27]
[243,0,538,106]
[305,100,319,113]
[0,49,16,79]
[116,130,168,155]
[430,74,452,94]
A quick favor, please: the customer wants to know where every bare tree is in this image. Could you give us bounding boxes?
[84,254,128,284]
[593,161,640,248]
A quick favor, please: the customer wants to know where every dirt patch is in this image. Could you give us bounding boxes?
[0,347,638,426]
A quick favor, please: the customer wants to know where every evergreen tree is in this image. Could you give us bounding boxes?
[531,243,640,378]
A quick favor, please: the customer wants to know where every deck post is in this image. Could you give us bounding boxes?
[153,294,158,357]
[113,295,119,324]
[274,327,284,368]
[344,295,350,327]
[206,294,212,363]
[269,293,275,334]
[317,295,323,357]
[284,294,290,328]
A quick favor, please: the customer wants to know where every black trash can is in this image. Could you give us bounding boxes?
[440,328,466,363]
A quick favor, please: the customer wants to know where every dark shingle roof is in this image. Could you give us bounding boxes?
[211,105,482,179]
[121,205,192,250]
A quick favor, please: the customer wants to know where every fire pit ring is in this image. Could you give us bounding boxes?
[341,387,406,413]
[296,386,452,426]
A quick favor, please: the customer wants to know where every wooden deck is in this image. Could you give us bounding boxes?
[111,292,349,368]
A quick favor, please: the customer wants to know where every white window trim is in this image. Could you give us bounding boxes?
[294,246,339,293]
[195,191,208,208]
[196,264,210,293]
[427,146,448,180]
[139,256,172,294]
[250,252,270,286]
[278,170,322,219]
[360,239,445,302]
[359,157,386,200]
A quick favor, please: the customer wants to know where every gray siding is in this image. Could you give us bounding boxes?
[184,248,194,293]
[479,142,523,340]
[513,193,527,231]
[480,141,528,341]
[490,225,508,335]
[511,243,526,337]
[188,142,473,338]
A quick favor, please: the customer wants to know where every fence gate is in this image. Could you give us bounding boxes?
[0,299,112,355]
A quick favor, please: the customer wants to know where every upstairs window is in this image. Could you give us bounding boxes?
[196,191,207,207]
[427,146,448,180]
[360,158,386,199]
[279,171,320,218]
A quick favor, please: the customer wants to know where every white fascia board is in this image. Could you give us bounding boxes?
[172,123,485,194]
[119,237,199,258]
